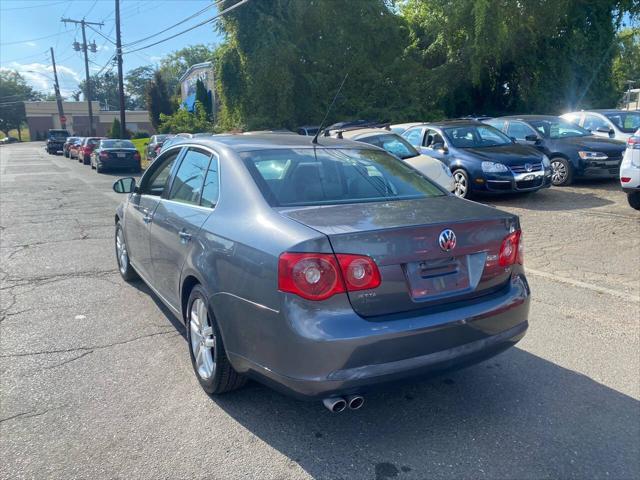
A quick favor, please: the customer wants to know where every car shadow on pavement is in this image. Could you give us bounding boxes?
[479,185,616,211]
[129,280,186,339]
[210,348,639,479]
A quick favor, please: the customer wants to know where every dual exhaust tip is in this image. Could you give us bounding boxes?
[322,395,364,412]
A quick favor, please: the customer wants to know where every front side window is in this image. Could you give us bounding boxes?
[506,121,535,140]
[485,119,506,131]
[604,112,640,133]
[168,148,212,205]
[529,119,589,139]
[360,134,419,159]
[141,149,181,196]
[402,127,423,146]
[242,148,444,207]
[583,114,609,132]
[443,125,512,148]
[425,129,445,148]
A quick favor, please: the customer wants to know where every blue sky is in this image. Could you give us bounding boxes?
[0,0,223,97]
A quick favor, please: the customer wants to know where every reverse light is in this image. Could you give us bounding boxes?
[578,151,608,160]
[499,230,523,267]
[278,252,381,300]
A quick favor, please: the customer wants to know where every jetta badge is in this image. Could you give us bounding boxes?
[438,229,457,252]
[525,163,533,172]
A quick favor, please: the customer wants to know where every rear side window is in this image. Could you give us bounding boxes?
[168,148,212,205]
[506,121,534,140]
[242,148,444,207]
[402,127,423,146]
[200,155,219,208]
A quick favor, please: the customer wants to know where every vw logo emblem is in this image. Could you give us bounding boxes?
[525,163,533,172]
[438,229,457,252]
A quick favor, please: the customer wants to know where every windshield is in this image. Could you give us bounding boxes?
[101,139,135,149]
[529,119,589,139]
[443,125,512,148]
[604,112,640,133]
[242,148,444,207]
[358,133,419,160]
[49,130,69,140]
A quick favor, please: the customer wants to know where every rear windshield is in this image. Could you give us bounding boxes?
[604,112,640,133]
[242,148,445,207]
[443,125,512,148]
[101,139,135,148]
[49,130,69,140]
[529,119,589,139]
[85,138,101,146]
[358,133,419,159]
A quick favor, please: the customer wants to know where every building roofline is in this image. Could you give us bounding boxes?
[178,61,213,83]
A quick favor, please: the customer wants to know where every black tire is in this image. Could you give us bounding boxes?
[627,191,640,210]
[83,155,90,165]
[186,284,247,395]
[550,157,573,186]
[115,222,139,281]
[64,151,69,158]
[95,163,102,173]
[452,168,471,198]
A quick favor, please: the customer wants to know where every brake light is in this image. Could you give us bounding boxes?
[99,151,108,158]
[278,252,381,300]
[499,230,523,266]
[155,146,162,153]
[621,177,631,183]
[628,136,640,149]
[134,151,141,161]
[336,254,381,291]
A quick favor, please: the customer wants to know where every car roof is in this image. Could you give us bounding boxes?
[337,127,395,139]
[565,109,636,115]
[423,119,488,128]
[390,122,426,129]
[166,133,373,153]
[497,115,560,122]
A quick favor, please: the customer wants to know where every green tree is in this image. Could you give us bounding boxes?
[612,27,640,99]
[159,101,213,134]
[145,71,174,130]
[158,44,215,96]
[0,70,40,140]
[125,65,155,110]
[109,118,122,138]
[195,78,212,120]
[78,72,134,110]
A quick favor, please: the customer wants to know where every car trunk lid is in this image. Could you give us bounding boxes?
[277,196,519,317]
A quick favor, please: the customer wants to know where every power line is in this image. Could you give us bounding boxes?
[0,1,66,11]
[123,0,249,54]
[123,1,219,47]
[0,31,68,46]
[0,50,50,64]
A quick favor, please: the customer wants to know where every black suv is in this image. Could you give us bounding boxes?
[46,129,70,155]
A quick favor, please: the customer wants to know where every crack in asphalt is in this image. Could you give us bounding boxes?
[0,269,119,290]
[43,350,95,370]
[0,405,68,425]
[0,329,179,359]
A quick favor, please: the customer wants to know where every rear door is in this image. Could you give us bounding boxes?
[124,148,182,280]
[149,147,218,307]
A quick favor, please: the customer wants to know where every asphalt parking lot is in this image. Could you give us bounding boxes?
[1,142,639,480]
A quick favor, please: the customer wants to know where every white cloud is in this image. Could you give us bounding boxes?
[25,41,37,47]
[7,62,81,98]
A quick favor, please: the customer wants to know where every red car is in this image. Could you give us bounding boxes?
[77,137,104,165]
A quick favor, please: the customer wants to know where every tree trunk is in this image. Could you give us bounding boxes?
[17,125,22,142]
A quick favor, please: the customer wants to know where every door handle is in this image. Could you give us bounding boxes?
[179,230,192,242]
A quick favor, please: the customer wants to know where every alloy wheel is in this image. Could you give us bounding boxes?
[115,228,129,275]
[189,298,216,380]
[453,171,468,197]
[551,160,567,184]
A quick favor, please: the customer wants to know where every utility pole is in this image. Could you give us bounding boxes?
[49,47,66,130]
[115,0,127,138]
[61,17,103,136]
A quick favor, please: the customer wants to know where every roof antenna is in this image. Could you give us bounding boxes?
[312,72,349,144]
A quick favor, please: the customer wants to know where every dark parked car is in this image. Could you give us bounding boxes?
[145,134,172,162]
[77,137,104,165]
[63,137,80,157]
[486,115,627,186]
[91,139,141,173]
[401,120,552,198]
[112,135,530,411]
[0,136,19,144]
[46,129,69,154]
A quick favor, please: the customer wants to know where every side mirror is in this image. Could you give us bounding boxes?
[113,177,136,194]
[595,126,610,134]
[525,134,541,144]
[432,142,448,153]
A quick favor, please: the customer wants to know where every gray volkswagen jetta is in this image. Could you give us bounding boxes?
[112,134,530,412]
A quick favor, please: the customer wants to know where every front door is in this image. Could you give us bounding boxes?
[149,147,219,307]
[124,148,182,279]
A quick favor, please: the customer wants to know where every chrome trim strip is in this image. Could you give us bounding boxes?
[211,291,280,314]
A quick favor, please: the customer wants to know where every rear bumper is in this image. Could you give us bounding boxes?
[98,158,140,170]
[228,273,530,400]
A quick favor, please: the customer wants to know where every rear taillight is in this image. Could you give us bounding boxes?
[278,252,381,300]
[336,254,381,291]
[134,152,141,160]
[155,146,162,153]
[99,151,108,158]
[499,230,523,267]
[627,136,640,149]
